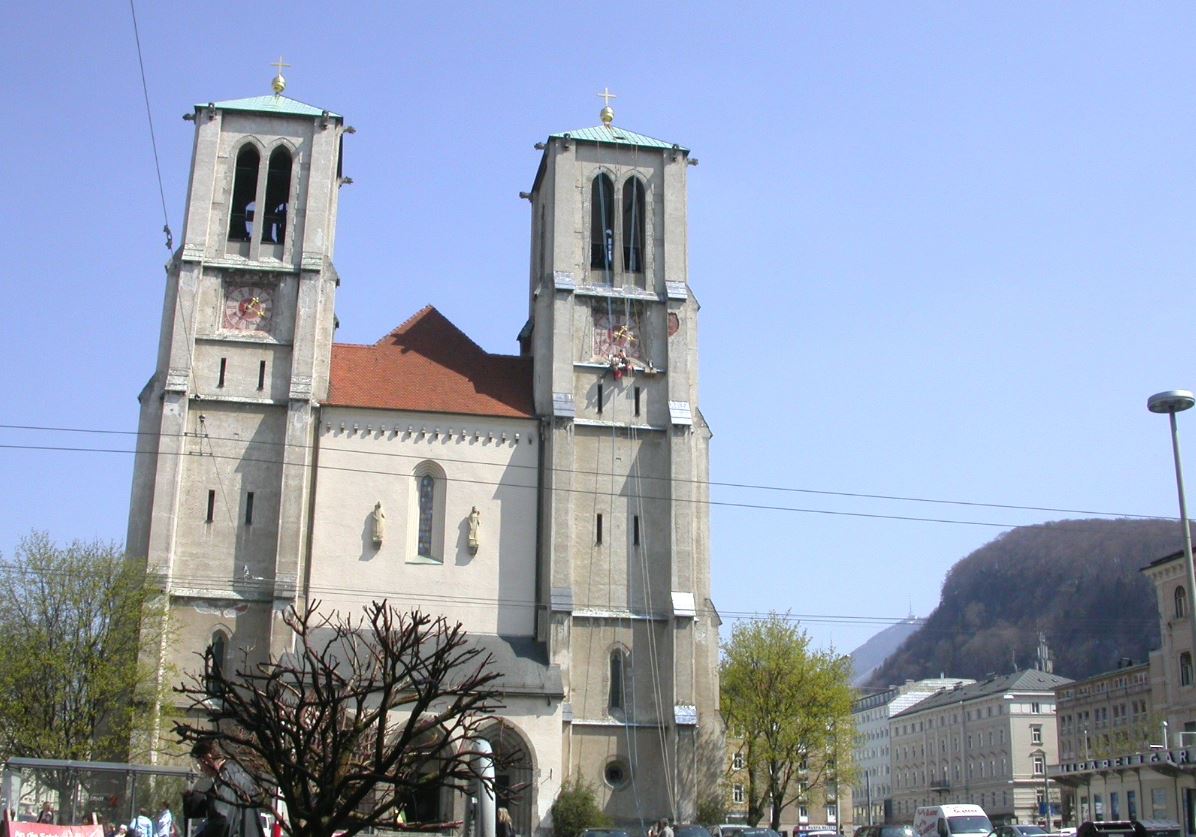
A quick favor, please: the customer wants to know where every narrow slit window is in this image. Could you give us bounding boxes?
[596,513,603,544]
[633,515,640,546]
[597,382,604,414]
[417,474,435,557]
[228,145,260,241]
[217,358,227,388]
[205,490,215,523]
[244,491,254,526]
[207,631,226,693]
[590,173,615,272]
[261,147,292,244]
[634,386,641,417]
[622,176,645,272]
[257,360,267,391]
[609,650,625,711]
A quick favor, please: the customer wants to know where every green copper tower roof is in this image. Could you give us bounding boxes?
[549,124,687,152]
[198,94,340,119]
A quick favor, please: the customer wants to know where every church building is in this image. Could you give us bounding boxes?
[126,73,722,833]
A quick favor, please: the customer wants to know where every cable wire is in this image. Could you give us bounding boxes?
[128,0,172,250]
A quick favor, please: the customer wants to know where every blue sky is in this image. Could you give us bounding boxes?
[3,3,1195,655]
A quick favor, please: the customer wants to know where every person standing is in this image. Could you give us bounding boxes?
[496,808,514,837]
[190,739,265,837]
[37,802,55,824]
[130,808,154,837]
[155,802,175,837]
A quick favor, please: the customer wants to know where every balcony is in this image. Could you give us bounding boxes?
[930,778,951,792]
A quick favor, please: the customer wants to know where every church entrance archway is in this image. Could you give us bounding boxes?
[480,721,534,837]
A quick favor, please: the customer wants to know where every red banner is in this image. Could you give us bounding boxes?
[2,824,104,837]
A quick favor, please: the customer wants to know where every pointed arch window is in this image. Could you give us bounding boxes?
[228,146,260,241]
[622,176,645,272]
[609,648,627,713]
[261,147,292,244]
[410,461,447,563]
[1177,585,1188,619]
[590,173,615,271]
[417,474,435,557]
[207,630,228,694]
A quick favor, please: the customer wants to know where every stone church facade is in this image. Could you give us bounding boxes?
[127,79,722,832]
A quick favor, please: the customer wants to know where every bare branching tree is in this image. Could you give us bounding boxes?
[175,601,507,837]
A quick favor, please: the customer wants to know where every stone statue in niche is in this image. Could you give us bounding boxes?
[467,506,480,554]
[372,501,385,545]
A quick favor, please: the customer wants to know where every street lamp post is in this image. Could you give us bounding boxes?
[1147,390,1196,675]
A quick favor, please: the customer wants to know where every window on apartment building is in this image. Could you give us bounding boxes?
[1032,725,1043,745]
[1127,790,1138,820]
[1033,755,1045,776]
[1177,585,1188,619]
[733,784,744,804]
[1110,791,1120,819]
[1182,652,1194,687]
[733,752,744,770]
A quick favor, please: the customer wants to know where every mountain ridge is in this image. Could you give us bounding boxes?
[861,518,1181,688]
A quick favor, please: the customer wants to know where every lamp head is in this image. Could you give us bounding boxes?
[1148,390,1196,414]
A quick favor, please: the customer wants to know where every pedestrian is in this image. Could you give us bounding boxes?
[130,808,154,837]
[190,739,265,837]
[661,819,675,837]
[496,808,514,837]
[649,823,659,837]
[37,802,55,824]
[156,802,175,837]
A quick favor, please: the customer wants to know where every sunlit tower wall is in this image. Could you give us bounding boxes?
[127,79,347,752]
[522,109,723,820]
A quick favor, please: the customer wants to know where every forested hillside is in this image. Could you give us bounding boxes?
[866,518,1182,688]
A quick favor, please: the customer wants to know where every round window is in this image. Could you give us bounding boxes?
[604,758,629,788]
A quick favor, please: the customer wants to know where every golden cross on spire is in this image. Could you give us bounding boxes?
[271,55,291,94]
[596,87,617,127]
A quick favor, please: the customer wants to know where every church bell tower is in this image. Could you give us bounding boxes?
[127,67,348,705]
[524,95,723,821]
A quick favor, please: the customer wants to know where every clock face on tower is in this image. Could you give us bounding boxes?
[223,285,274,332]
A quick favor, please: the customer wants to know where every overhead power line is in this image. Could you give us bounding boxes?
[0,423,1173,527]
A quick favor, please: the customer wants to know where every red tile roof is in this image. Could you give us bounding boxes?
[328,306,534,417]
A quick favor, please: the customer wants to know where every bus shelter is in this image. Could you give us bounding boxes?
[2,758,195,828]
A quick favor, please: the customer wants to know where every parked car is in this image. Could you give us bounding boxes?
[995,826,1049,837]
[857,825,916,837]
[580,829,630,837]
[675,825,713,837]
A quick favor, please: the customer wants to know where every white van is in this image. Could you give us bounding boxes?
[913,805,992,837]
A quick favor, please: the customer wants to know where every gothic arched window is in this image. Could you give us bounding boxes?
[410,461,447,562]
[609,648,627,713]
[1182,652,1193,687]
[622,176,645,273]
[417,474,435,558]
[207,630,228,694]
[228,145,260,241]
[590,173,615,271]
[261,147,292,245]
[1177,585,1188,619]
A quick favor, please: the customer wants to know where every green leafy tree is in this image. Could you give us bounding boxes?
[697,790,729,826]
[720,614,855,831]
[549,779,610,837]
[0,531,164,764]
